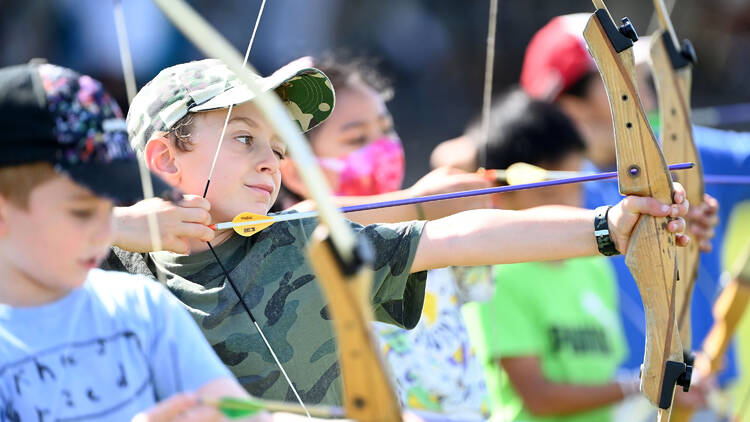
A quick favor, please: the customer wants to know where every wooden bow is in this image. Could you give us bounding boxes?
[150,1,402,420]
[647,2,705,420]
[702,240,750,376]
[583,1,691,420]
[649,0,703,358]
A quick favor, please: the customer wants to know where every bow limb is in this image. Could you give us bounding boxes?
[701,241,750,375]
[150,1,402,420]
[583,1,691,420]
[693,240,750,421]
[649,0,704,356]
[111,0,167,278]
[649,3,704,421]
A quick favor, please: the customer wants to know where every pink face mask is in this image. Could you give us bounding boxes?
[318,137,406,196]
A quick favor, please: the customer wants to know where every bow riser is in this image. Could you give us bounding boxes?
[650,29,705,352]
[583,4,685,416]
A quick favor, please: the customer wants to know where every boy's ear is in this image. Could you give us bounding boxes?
[279,159,309,197]
[145,136,181,186]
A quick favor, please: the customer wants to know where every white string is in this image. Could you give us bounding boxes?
[204,0,268,187]
[112,0,166,284]
[646,0,677,36]
[112,0,137,102]
[479,0,499,169]
[253,321,312,418]
[198,1,311,417]
[114,0,310,416]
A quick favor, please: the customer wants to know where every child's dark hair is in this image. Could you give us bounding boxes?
[469,88,585,171]
[272,55,392,212]
[563,71,598,99]
[311,54,393,104]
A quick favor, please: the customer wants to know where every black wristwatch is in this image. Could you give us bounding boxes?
[594,206,620,256]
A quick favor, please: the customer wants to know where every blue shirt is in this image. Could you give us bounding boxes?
[583,126,750,385]
[0,269,232,421]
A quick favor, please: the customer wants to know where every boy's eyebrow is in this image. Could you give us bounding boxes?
[229,116,259,128]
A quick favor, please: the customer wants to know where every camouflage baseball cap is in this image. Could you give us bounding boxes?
[127,57,335,152]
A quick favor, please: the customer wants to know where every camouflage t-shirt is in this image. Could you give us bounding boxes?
[102,216,427,406]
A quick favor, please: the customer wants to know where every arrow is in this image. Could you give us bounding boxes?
[481,162,593,184]
[199,396,344,419]
[483,162,749,185]
[211,162,694,236]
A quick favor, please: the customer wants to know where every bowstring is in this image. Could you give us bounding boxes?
[203,0,267,196]
[113,0,311,417]
[479,0,499,170]
[196,1,312,417]
[112,0,166,285]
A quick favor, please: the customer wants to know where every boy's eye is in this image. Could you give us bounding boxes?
[70,209,95,220]
[236,135,253,145]
[273,148,286,160]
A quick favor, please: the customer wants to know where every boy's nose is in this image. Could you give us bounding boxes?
[255,146,280,174]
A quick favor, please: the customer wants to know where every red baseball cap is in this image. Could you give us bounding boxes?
[520,13,595,102]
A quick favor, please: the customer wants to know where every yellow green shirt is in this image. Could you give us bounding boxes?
[463,257,627,422]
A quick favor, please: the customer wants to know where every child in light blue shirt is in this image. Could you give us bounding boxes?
[0,62,305,422]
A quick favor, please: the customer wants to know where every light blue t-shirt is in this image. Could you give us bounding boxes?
[583,125,750,385]
[0,269,232,421]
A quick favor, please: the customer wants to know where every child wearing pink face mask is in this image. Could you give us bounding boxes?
[274,57,492,419]
[272,57,494,221]
[316,137,406,196]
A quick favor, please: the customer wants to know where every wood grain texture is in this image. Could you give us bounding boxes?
[584,6,683,410]
[650,29,704,353]
[307,226,402,422]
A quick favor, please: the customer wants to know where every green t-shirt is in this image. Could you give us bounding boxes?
[462,257,627,422]
[102,215,427,405]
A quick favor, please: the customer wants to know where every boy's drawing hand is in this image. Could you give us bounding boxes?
[113,195,214,254]
[688,193,719,252]
[131,393,221,422]
[607,182,689,255]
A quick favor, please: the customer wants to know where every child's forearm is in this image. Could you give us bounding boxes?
[519,381,626,416]
[412,206,597,272]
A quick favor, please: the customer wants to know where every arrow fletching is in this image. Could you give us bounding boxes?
[211,212,275,237]
[483,162,595,184]
[201,397,264,418]
[506,162,550,185]
[200,396,343,419]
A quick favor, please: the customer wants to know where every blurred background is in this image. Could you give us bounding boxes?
[2,0,750,419]
[3,0,750,184]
